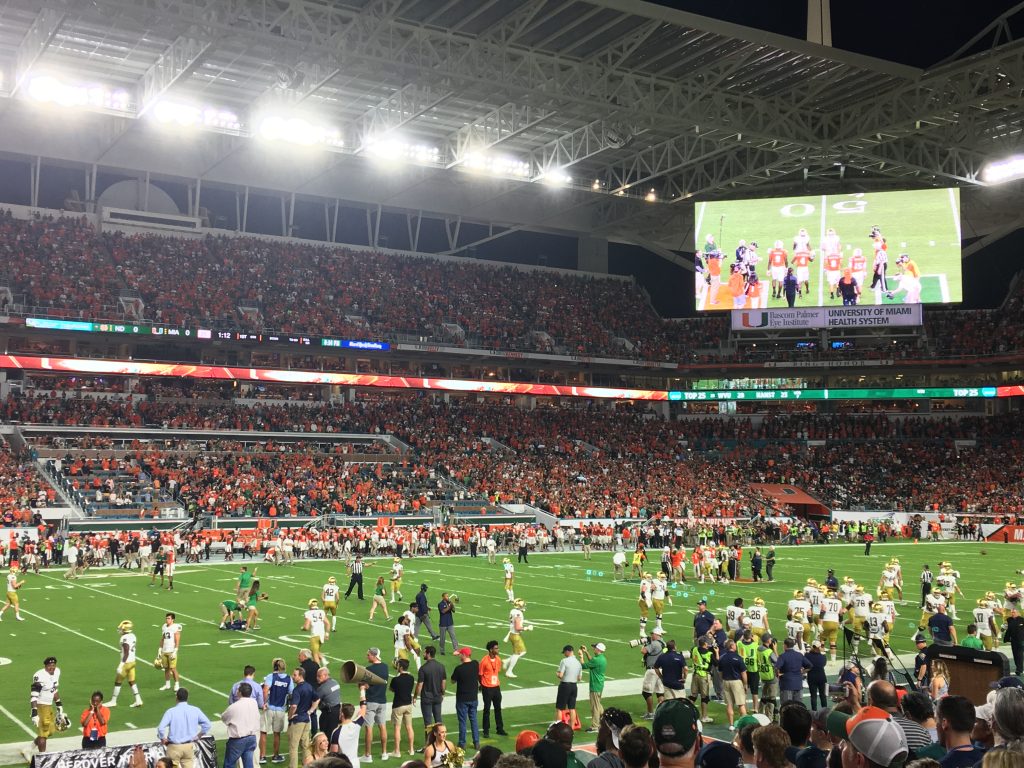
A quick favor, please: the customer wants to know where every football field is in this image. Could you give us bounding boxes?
[0,540,1014,762]
[695,188,962,310]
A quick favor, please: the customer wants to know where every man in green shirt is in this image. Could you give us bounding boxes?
[580,642,607,733]
[961,623,984,650]
[236,565,257,604]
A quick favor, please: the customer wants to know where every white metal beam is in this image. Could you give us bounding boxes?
[446,102,556,168]
[138,35,212,116]
[356,82,454,150]
[11,7,66,97]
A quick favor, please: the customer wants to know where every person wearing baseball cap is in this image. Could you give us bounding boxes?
[642,630,667,720]
[580,643,607,733]
[826,705,909,768]
[652,699,702,766]
[450,647,480,750]
[990,676,1024,691]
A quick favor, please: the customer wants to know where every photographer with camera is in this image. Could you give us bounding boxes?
[689,636,716,724]
[756,634,780,722]
[640,629,666,719]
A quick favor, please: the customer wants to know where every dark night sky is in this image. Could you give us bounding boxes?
[648,1,1024,68]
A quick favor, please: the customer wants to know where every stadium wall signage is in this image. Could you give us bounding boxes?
[0,355,668,401]
[732,305,923,330]
[31,736,216,768]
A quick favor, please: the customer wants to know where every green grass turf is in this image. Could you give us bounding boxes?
[0,540,1014,758]
[695,188,962,309]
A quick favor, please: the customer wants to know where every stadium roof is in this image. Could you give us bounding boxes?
[0,0,1022,250]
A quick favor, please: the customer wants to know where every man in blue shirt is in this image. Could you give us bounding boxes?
[928,604,957,647]
[654,640,688,698]
[157,688,212,768]
[693,600,715,643]
[775,638,811,705]
[261,659,293,764]
[287,667,316,768]
[414,585,439,641]
[230,666,265,708]
[936,696,985,768]
[438,593,458,655]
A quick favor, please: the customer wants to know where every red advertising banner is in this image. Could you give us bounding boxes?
[997,385,1024,398]
[985,525,1024,543]
[0,355,668,401]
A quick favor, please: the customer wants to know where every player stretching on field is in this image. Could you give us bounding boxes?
[158,613,182,692]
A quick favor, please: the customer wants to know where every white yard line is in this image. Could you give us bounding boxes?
[0,705,36,738]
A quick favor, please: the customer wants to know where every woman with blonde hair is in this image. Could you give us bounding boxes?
[424,723,455,768]
[929,660,950,703]
[304,732,329,765]
[369,576,390,621]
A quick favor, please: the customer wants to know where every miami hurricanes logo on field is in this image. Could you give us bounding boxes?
[740,311,769,328]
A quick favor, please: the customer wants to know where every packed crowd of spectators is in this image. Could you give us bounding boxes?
[3,391,1023,521]
[3,213,1023,362]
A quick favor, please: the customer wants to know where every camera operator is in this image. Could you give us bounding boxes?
[689,636,716,723]
[641,629,666,719]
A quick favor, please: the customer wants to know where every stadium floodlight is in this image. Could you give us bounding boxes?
[982,155,1024,184]
[540,170,571,186]
[257,115,344,148]
[645,189,658,202]
[461,151,531,179]
[27,75,130,112]
[152,100,241,132]
[363,136,441,165]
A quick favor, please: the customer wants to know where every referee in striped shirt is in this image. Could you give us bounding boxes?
[920,564,933,608]
[345,554,366,600]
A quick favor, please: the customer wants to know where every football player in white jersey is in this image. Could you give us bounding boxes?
[651,574,670,635]
[389,558,404,604]
[27,655,64,760]
[747,597,769,640]
[878,597,898,647]
[788,590,811,625]
[838,576,856,607]
[804,580,824,643]
[878,567,898,601]
[321,576,340,631]
[503,558,516,602]
[888,559,904,600]
[726,598,747,635]
[106,620,143,708]
[505,599,530,678]
[392,614,415,669]
[866,603,890,658]
[820,590,844,661]
[158,612,182,692]
[973,598,997,651]
[638,572,653,638]
[303,599,329,666]
[785,611,806,652]
[1,565,25,622]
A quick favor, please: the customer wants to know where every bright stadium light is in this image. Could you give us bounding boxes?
[461,152,531,178]
[540,170,571,186]
[257,115,344,148]
[27,75,130,112]
[645,189,658,202]
[152,100,241,131]
[363,136,441,165]
[982,155,1024,183]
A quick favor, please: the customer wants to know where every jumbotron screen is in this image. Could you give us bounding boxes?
[693,188,962,311]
